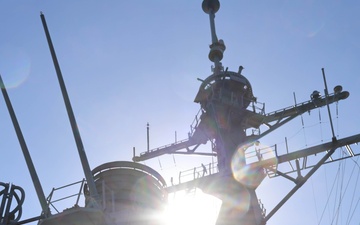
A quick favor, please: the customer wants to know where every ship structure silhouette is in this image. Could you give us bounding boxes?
[1,1,359,225]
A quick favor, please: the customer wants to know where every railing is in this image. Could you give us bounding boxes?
[245,144,278,164]
[140,138,190,156]
[175,162,219,186]
[169,145,277,187]
[243,134,360,178]
[46,179,85,213]
[189,108,203,137]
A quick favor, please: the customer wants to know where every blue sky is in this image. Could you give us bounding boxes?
[1,1,360,225]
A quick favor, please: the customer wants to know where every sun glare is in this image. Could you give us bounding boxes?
[162,189,221,225]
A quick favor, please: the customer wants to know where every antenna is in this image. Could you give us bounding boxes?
[40,12,100,205]
[0,74,49,216]
[147,122,150,152]
[322,68,337,142]
[202,0,225,74]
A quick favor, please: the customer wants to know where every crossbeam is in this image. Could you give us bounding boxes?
[133,90,349,162]
[165,134,360,193]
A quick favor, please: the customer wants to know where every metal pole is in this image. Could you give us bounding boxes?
[133,147,136,161]
[209,11,218,44]
[322,68,337,141]
[147,123,150,152]
[40,12,99,203]
[0,75,49,216]
[208,11,222,73]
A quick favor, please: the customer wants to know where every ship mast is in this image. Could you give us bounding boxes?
[203,0,225,75]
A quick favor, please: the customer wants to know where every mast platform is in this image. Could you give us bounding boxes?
[38,207,106,225]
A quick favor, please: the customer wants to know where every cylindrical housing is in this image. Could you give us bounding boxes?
[91,161,167,225]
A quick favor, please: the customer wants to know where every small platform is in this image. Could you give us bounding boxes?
[38,207,106,225]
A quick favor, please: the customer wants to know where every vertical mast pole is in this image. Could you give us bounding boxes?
[202,0,225,75]
[40,12,99,203]
[209,10,218,44]
[147,123,150,152]
[208,10,221,72]
[0,75,49,216]
[322,68,337,142]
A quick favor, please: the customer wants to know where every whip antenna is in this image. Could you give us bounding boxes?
[0,74,49,216]
[40,12,100,204]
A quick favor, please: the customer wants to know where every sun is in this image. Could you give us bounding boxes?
[162,189,222,225]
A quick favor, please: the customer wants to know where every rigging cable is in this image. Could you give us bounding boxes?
[346,198,360,225]
[172,155,177,167]
[158,157,163,170]
[328,99,360,225]
[332,98,341,224]
[311,177,319,223]
[319,109,323,142]
[332,155,346,225]
[329,160,344,224]
[294,92,308,147]
[330,154,360,225]
[325,164,331,223]
[344,154,360,225]
[317,165,341,225]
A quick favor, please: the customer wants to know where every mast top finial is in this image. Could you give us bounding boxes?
[202,0,220,14]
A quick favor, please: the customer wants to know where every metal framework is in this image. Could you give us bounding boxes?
[0,1,359,225]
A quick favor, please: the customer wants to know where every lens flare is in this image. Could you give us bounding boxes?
[231,142,278,188]
[0,45,31,88]
[219,181,251,219]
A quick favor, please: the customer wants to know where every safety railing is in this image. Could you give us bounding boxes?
[46,179,85,213]
[176,162,218,185]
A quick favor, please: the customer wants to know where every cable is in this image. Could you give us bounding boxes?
[329,160,344,224]
[319,109,323,142]
[345,156,360,225]
[300,113,308,147]
[346,197,360,225]
[331,156,346,225]
[158,157,163,170]
[317,166,340,225]
[311,177,319,222]
[330,153,360,225]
